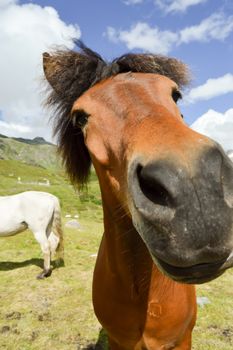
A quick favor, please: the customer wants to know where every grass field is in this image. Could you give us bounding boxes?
[0,160,233,349]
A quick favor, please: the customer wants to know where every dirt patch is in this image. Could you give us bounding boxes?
[37,312,51,321]
[29,331,39,341]
[208,324,233,341]
[222,328,233,338]
[0,325,10,333]
[5,311,21,320]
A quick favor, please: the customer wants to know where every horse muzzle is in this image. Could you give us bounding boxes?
[128,144,233,284]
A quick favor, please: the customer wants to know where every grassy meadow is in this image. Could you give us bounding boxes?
[0,159,233,349]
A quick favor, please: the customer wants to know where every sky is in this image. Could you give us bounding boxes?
[0,0,233,150]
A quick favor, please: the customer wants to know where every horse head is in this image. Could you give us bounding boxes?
[43,42,233,285]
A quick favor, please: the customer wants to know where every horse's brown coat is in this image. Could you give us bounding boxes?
[75,74,197,349]
[43,44,233,349]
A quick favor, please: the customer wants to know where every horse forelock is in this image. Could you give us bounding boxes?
[44,41,190,186]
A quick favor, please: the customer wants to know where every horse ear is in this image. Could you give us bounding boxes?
[43,52,69,95]
[43,51,82,96]
[43,49,103,100]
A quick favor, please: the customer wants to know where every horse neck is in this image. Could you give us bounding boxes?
[101,191,154,296]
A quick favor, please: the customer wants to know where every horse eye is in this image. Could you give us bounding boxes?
[71,110,89,128]
[172,90,182,103]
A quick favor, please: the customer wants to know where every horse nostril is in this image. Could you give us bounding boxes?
[137,165,174,207]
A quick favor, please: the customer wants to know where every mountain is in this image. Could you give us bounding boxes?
[0,134,53,146]
[0,134,60,170]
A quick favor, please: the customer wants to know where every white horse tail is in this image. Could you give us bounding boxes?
[52,196,64,264]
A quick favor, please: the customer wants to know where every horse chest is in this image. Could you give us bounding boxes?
[93,248,196,350]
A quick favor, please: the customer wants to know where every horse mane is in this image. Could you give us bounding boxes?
[44,41,190,186]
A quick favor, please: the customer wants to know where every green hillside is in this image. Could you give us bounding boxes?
[0,134,59,170]
[0,133,102,218]
[0,159,102,220]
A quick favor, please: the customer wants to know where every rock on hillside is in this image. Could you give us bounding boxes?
[0,134,60,170]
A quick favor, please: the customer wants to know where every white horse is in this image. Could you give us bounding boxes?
[0,191,64,279]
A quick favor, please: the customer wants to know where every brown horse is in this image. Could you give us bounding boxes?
[43,42,233,349]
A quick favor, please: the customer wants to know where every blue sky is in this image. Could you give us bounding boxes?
[0,0,233,149]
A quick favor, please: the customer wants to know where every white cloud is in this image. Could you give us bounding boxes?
[106,13,233,54]
[179,13,233,43]
[106,23,178,54]
[123,0,144,4]
[191,109,233,151]
[185,74,233,104]
[155,0,208,13]
[123,0,208,10]
[0,120,32,136]
[0,0,80,141]
[0,0,16,7]
[228,150,233,160]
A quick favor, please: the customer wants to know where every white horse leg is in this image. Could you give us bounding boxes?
[33,231,52,279]
[47,231,64,268]
[48,232,59,257]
